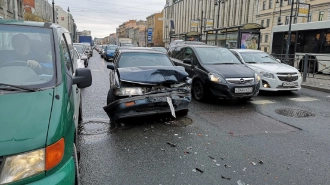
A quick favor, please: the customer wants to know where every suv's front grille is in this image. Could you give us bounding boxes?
[226,78,254,84]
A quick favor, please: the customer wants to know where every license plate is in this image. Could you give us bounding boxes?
[283,82,298,87]
[235,87,253,93]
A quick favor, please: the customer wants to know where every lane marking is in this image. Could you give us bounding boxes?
[289,97,318,102]
[250,100,275,105]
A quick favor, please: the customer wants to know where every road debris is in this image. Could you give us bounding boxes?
[251,162,257,166]
[229,132,234,135]
[237,180,246,185]
[184,151,190,154]
[160,148,165,151]
[258,160,264,164]
[166,142,177,147]
[221,175,231,180]
[216,163,221,166]
[224,164,231,168]
[192,169,197,173]
[208,156,215,159]
[195,168,204,173]
[187,146,193,150]
[242,167,246,171]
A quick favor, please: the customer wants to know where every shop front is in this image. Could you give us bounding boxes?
[204,23,265,49]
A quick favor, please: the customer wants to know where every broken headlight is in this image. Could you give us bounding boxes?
[115,87,144,96]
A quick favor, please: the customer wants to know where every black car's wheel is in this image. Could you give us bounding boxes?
[193,80,205,101]
[73,143,80,185]
[107,89,115,105]
[101,55,103,58]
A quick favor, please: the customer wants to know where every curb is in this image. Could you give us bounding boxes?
[301,84,330,93]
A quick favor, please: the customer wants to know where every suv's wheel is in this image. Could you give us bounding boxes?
[193,80,205,101]
[73,143,80,185]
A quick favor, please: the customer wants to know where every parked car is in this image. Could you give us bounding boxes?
[168,44,260,101]
[74,44,89,67]
[230,49,302,91]
[0,20,92,185]
[74,43,92,58]
[151,47,167,53]
[99,45,106,56]
[73,47,86,69]
[103,45,118,61]
[103,49,191,126]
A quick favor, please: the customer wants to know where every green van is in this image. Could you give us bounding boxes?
[0,20,92,184]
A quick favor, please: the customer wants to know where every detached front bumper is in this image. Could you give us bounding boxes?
[103,91,191,121]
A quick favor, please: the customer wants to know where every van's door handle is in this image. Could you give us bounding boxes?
[76,87,79,94]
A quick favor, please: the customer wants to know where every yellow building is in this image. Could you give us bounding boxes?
[146,11,165,47]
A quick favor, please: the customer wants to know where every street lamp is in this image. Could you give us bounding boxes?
[214,0,226,45]
[276,0,283,25]
[52,0,55,23]
[165,25,168,47]
[67,7,70,33]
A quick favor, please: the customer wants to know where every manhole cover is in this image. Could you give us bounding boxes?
[275,108,315,118]
[79,121,110,135]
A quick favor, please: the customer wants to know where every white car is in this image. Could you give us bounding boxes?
[230,49,302,91]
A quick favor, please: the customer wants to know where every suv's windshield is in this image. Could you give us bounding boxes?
[118,52,173,68]
[195,47,242,64]
[240,52,279,63]
[0,25,54,88]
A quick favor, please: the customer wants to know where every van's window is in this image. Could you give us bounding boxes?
[0,24,55,88]
[60,35,73,74]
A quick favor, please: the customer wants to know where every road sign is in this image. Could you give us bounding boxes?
[148,35,152,42]
[148,28,153,36]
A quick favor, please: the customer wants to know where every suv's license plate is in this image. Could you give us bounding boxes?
[283,82,298,87]
[235,87,253,93]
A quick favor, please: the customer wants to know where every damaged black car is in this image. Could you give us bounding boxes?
[103,49,191,124]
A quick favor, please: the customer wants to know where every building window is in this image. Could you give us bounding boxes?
[261,20,264,27]
[308,13,312,22]
[266,19,270,27]
[319,11,324,21]
[280,0,283,7]
[265,34,269,43]
[285,16,290,25]
[269,0,272,9]
[263,1,266,10]
[264,47,268,52]
[260,34,263,43]
[288,0,292,5]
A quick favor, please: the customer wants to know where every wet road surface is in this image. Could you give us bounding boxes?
[79,50,330,185]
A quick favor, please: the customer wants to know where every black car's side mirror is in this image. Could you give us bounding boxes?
[183,58,192,64]
[107,63,115,70]
[73,68,92,88]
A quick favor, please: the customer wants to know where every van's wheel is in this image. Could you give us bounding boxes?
[193,80,205,101]
[73,143,80,185]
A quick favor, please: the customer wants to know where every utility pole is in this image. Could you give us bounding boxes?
[52,0,55,23]
[284,0,295,66]
[145,27,147,47]
[67,7,70,33]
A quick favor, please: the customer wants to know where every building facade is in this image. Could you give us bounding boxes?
[23,0,53,22]
[0,0,24,20]
[163,0,261,47]
[258,0,330,53]
[146,11,164,47]
[55,5,76,40]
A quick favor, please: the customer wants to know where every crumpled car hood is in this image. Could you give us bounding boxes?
[118,66,189,84]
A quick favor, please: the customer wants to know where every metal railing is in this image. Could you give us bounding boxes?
[271,53,330,82]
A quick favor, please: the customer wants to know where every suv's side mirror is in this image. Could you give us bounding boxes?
[73,68,92,88]
[107,63,115,70]
[183,58,192,64]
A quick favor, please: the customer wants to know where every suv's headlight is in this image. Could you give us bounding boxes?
[115,87,144,96]
[260,71,275,79]
[255,73,261,82]
[0,149,45,184]
[208,73,226,84]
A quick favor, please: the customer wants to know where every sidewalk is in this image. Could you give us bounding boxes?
[302,74,330,93]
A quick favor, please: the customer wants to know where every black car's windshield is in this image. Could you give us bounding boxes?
[118,52,173,68]
[195,47,242,64]
[0,24,55,88]
[240,52,279,63]
[74,45,84,54]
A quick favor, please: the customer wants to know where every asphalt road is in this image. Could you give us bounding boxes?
[79,50,330,185]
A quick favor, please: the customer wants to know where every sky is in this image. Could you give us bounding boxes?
[53,0,166,38]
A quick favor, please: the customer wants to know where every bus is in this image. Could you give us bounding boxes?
[271,20,330,74]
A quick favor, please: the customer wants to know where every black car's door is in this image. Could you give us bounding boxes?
[171,47,198,78]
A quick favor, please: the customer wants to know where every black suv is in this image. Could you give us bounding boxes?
[168,44,260,101]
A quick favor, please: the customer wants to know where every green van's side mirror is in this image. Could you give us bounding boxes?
[73,68,92,88]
